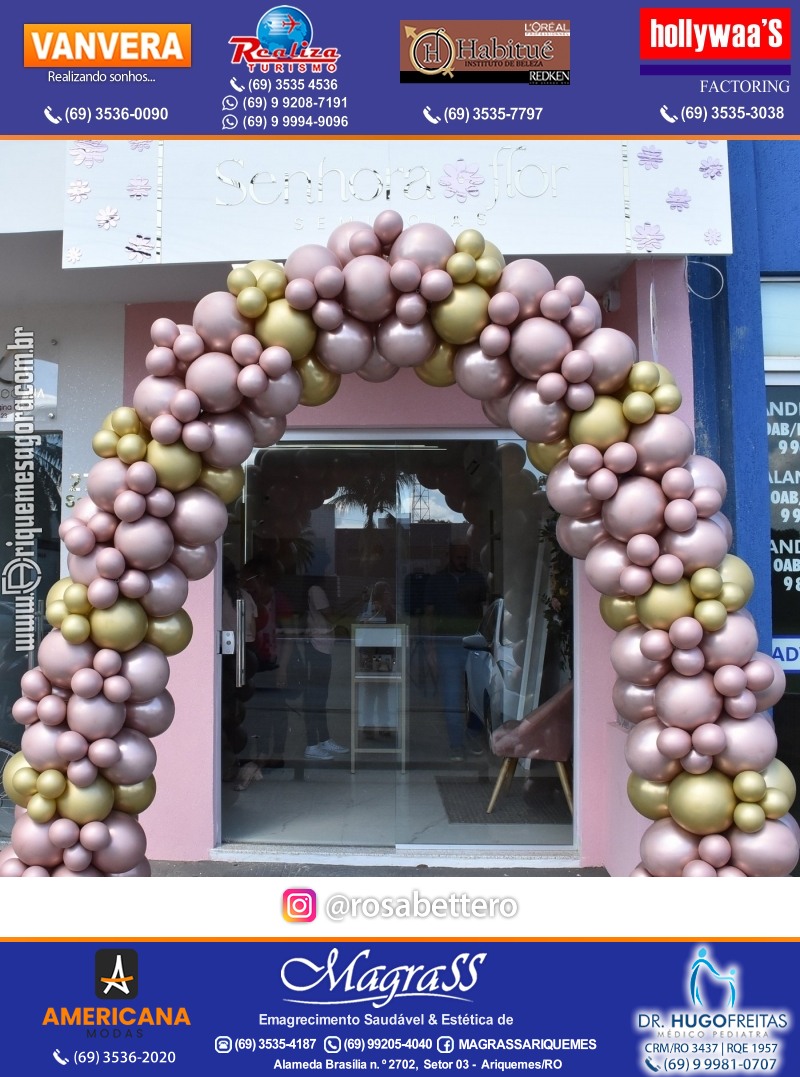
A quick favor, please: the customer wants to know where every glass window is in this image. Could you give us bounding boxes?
[762,279,800,358]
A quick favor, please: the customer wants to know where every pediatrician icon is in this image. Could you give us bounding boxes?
[222,114,238,130]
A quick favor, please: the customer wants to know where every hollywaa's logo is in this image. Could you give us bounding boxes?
[281,947,486,1009]
[228,5,340,72]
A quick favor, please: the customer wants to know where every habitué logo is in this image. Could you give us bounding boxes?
[228,5,340,72]
[95,949,138,999]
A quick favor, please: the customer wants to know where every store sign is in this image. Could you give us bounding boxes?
[767,383,800,676]
[61,138,732,267]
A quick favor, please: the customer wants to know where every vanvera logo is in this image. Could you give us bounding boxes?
[280,948,486,1008]
[639,7,792,61]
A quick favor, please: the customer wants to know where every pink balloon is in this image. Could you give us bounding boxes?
[172,328,205,363]
[114,517,175,572]
[682,859,717,877]
[151,317,179,348]
[556,275,585,305]
[63,523,96,556]
[230,333,264,367]
[624,717,680,780]
[56,730,88,762]
[240,406,288,448]
[481,391,514,429]
[656,725,693,759]
[563,301,601,339]
[691,486,723,517]
[373,210,404,246]
[669,616,704,650]
[619,564,652,597]
[12,695,39,725]
[86,458,130,513]
[487,291,520,326]
[568,444,603,477]
[661,519,729,574]
[132,375,184,429]
[312,299,344,331]
[37,632,97,689]
[629,414,695,480]
[68,757,99,787]
[744,656,777,693]
[63,843,94,872]
[612,678,656,723]
[71,667,103,698]
[627,534,660,567]
[145,346,177,377]
[685,455,728,500]
[91,811,148,875]
[140,562,189,617]
[376,315,438,368]
[201,411,256,468]
[114,490,147,523]
[356,347,400,384]
[714,713,777,776]
[185,352,243,413]
[20,668,51,702]
[508,317,572,380]
[507,381,570,443]
[168,488,228,546]
[21,720,69,770]
[700,612,759,672]
[651,553,684,585]
[192,291,253,352]
[561,349,593,383]
[566,383,595,410]
[101,729,157,784]
[103,675,132,704]
[419,269,453,303]
[150,413,182,445]
[88,737,123,767]
[555,514,608,560]
[124,690,175,738]
[654,670,723,730]
[692,722,727,755]
[714,664,749,697]
[11,815,64,868]
[285,243,340,281]
[753,658,785,711]
[170,541,218,581]
[126,460,158,494]
[314,265,345,298]
[697,833,731,868]
[453,346,517,401]
[81,820,111,851]
[537,371,568,403]
[119,569,151,600]
[284,277,317,311]
[49,817,81,848]
[728,820,799,877]
[670,648,706,677]
[640,817,699,877]
[581,328,637,393]
[540,288,572,321]
[546,459,601,519]
[662,467,695,500]
[94,649,123,677]
[611,625,671,686]
[603,477,667,541]
[316,316,374,372]
[604,441,638,475]
[341,255,397,323]
[349,229,382,258]
[664,499,698,532]
[180,421,214,454]
[585,539,632,597]
[237,364,269,398]
[389,222,455,274]
[67,693,126,741]
[723,690,757,719]
[587,468,619,502]
[119,643,171,702]
[249,369,303,418]
[327,221,370,265]
[495,259,554,320]
[258,346,293,378]
[396,293,428,327]
[389,258,421,293]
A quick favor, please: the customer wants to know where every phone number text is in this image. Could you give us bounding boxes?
[67,1050,177,1064]
[678,105,784,122]
[243,114,349,128]
[441,106,543,124]
[62,106,169,123]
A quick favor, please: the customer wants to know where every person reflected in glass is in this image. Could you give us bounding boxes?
[303,578,349,761]
[358,580,398,741]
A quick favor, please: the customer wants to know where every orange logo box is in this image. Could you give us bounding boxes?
[23,24,192,67]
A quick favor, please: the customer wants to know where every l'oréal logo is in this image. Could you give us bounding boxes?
[280,948,487,1008]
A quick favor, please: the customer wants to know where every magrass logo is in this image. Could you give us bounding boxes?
[96,949,138,999]
[228,5,340,72]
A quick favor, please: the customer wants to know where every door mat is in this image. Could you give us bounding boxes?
[435,775,572,826]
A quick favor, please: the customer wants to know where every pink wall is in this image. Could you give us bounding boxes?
[124,259,695,873]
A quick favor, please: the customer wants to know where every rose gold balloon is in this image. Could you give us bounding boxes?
[91,810,148,874]
[389,222,455,274]
[356,347,400,383]
[86,457,131,513]
[612,679,656,723]
[507,381,570,443]
[697,833,731,867]
[640,817,700,877]
[199,412,255,469]
[585,539,633,597]
[656,725,693,759]
[727,820,800,877]
[699,612,759,672]
[376,315,438,367]
[193,291,253,352]
[555,514,608,560]
[124,690,175,738]
[654,670,723,730]
[341,254,397,323]
[11,814,64,868]
[611,625,671,686]
[546,459,602,519]
[581,328,637,393]
[119,642,171,702]
[316,315,374,372]
[509,317,572,379]
[661,519,730,576]
[713,713,778,776]
[603,477,667,541]
[625,716,680,780]
[495,258,554,319]
[670,648,706,677]
[132,375,184,430]
[168,488,228,546]
[685,455,728,499]
[692,722,727,756]
[627,414,695,480]
[67,694,126,741]
[37,631,97,689]
[170,541,218,581]
[240,406,287,448]
[22,720,68,770]
[101,729,157,785]
[453,345,517,400]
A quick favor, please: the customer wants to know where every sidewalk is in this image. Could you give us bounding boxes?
[150,860,608,877]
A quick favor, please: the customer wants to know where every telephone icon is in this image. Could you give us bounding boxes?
[422,105,441,125]
[659,105,678,123]
[230,77,245,92]
[53,1049,70,1065]
[44,106,63,125]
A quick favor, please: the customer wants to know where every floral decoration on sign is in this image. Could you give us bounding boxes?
[438,160,484,203]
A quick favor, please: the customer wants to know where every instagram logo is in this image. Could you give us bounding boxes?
[283,888,317,922]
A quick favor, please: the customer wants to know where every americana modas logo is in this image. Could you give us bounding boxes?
[95,949,138,999]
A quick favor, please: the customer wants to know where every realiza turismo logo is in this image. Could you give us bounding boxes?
[228,5,340,72]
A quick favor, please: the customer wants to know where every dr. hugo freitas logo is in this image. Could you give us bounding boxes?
[635,945,791,1073]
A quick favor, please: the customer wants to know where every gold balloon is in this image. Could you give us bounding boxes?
[295,353,341,406]
[628,361,660,393]
[236,285,269,319]
[569,396,630,452]
[255,298,316,360]
[455,228,485,258]
[636,580,695,631]
[430,283,491,345]
[56,776,115,824]
[46,599,68,629]
[37,768,68,800]
[253,261,288,299]
[690,568,723,601]
[64,583,91,615]
[26,792,58,823]
[526,437,572,475]
[197,464,245,504]
[113,776,157,814]
[111,406,142,437]
[146,439,203,492]
[482,240,506,268]
[654,362,676,386]
[718,554,755,603]
[759,788,791,820]
[733,801,766,833]
[693,599,728,632]
[622,390,656,425]
[90,598,148,652]
[652,384,682,413]
[61,613,92,644]
[116,433,149,464]
[761,758,796,807]
[446,252,477,284]
[8,760,38,803]
[627,774,670,820]
[47,577,72,606]
[227,266,257,295]
[473,256,504,290]
[92,429,120,458]
[145,609,194,656]
[668,770,736,836]
[101,411,117,432]
[719,582,746,612]
[599,594,639,631]
[414,341,456,387]
[732,770,767,803]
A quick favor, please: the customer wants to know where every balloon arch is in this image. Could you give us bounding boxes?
[1,213,797,878]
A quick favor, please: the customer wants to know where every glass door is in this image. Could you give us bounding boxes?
[219,436,574,851]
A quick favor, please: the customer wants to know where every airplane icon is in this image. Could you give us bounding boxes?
[281,16,299,32]
[268,15,300,33]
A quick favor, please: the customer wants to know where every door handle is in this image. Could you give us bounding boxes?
[235,597,247,688]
